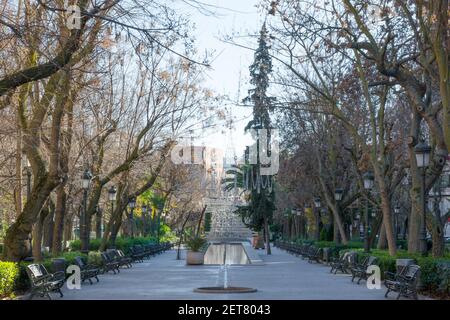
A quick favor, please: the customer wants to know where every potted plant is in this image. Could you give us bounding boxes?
[185,236,207,265]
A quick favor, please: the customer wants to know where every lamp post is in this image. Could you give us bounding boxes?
[107,186,117,247]
[283,211,290,239]
[128,196,136,238]
[414,141,431,256]
[142,205,148,237]
[394,206,400,240]
[314,197,321,241]
[108,186,117,214]
[156,202,164,244]
[294,209,300,239]
[81,169,92,254]
[363,171,374,253]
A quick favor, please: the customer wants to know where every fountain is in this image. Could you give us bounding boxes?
[194,242,257,294]
[194,196,257,294]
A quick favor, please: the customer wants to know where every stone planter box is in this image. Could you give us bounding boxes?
[186,251,204,265]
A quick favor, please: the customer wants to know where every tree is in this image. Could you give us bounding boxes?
[239,24,277,255]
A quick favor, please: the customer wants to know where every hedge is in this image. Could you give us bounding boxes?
[68,236,158,253]
[0,261,19,298]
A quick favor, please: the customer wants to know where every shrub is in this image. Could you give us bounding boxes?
[88,251,103,267]
[0,261,19,298]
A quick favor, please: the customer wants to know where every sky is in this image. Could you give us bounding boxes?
[174,0,266,162]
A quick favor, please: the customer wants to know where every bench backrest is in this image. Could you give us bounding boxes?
[344,251,357,265]
[402,264,421,281]
[367,256,378,266]
[26,264,49,286]
[101,252,112,262]
[75,256,86,268]
[51,258,66,274]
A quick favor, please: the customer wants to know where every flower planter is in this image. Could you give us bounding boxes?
[186,251,204,265]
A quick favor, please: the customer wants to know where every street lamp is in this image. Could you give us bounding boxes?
[415,141,431,256]
[334,189,343,202]
[394,205,400,240]
[313,197,321,240]
[314,197,321,208]
[156,202,164,244]
[107,185,117,245]
[363,171,374,253]
[128,196,136,238]
[81,169,92,253]
[141,204,148,237]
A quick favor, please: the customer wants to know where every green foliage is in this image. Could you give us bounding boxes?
[69,236,159,254]
[159,224,177,243]
[68,238,102,251]
[0,261,19,298]
[88,251,103,267]
[185,236,207,252]
[114,236,157,254]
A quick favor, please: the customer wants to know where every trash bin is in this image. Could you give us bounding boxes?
[396,258,415,273]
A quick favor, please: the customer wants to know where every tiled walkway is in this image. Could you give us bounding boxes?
[54,246,410,300]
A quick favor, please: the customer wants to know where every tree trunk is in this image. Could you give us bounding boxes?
[264,216,271,255]
[32,206,50,262]
[43,206,55,249]
[377,220,388,249]
[431,199,446,257]
[373,168,397,256]
[177,212,191,260]
[2,177,56,261]
[431,221,445,257]
[14,120,22,217]
[408,177,422,253]
[52,184,66,254]
[63,214,73,244]
[333,216,340,244]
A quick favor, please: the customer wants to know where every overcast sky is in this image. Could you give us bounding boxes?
[174,0,266,162]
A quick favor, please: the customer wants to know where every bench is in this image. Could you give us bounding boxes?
[330,251,357,274]
[75,256,100,284]
[26,263,65,300]
[107,249,133,268]
[350,256,378,284]
[101,251,121,274]
[307,247,323,264]
[384,264,421,300]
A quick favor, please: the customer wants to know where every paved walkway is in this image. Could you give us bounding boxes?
[54,246,411,300]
